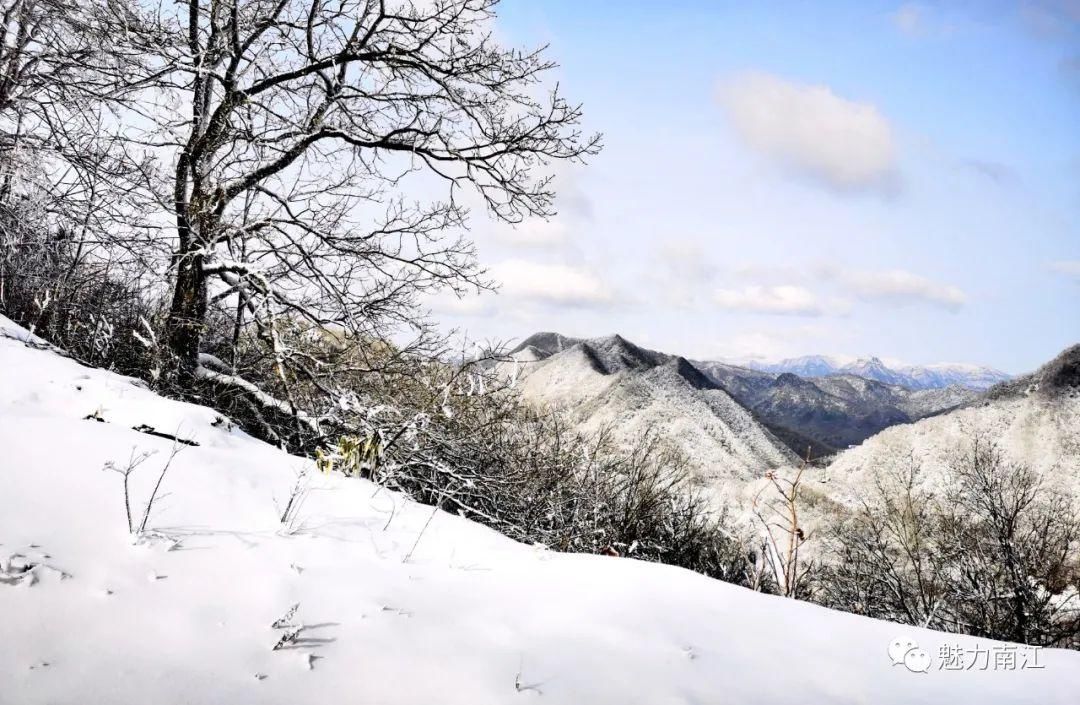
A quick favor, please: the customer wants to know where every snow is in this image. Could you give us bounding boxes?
[825,388,1080,503]
[506,340,795,500]
[2,314,1079,704]
[746,353,1010,391]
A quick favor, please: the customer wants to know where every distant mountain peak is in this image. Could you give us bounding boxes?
[516,331,1012,391]
[750,353,1010,391]
[510,331,582,360]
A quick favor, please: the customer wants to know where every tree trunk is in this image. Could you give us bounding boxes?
[166,245,206,380]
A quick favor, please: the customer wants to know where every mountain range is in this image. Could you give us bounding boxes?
[825,343,1080,504]
[746,355,1010,391]
[507,331,1078,516]
[505,333,986,492]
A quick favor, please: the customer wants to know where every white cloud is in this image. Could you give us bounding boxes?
[718,72,899,194]
[890,4,960,39]
[492,218,569,248]
[712,285,847,316]
[1020,0,1080,40]
[685,323,839,362]
[650,241,717,307]
[491,259,614,306]
[891,4,924,35]
[552,164,594,220]
[960,158,1018,185]
[1049,260,1080,281]
[842,269,966,310]
[427,293,497,317]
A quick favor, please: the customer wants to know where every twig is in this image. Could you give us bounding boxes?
[131,424,199,447]
[403,494,442,563]
[138,441,184,533]
[104,448,154,534]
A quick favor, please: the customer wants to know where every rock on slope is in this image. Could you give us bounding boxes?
[3,315,1080,704]
[825,343,1080,502]
[507,333,797,499]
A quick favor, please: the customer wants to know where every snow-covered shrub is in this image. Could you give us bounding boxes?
[0,221,163,378]
[362,398,755,583]
[816,436,1080,647]
[219,322,758,582]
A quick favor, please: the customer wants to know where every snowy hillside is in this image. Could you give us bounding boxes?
[507,332,981,468]
[6,317,1080,703]
[826,344,1080,502]
[506,334,796,497]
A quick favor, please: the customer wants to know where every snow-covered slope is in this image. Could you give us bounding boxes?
[4,315,1080,704]
[903,362,1012,391]
[507,334,796,498]
[825,344,1080,502]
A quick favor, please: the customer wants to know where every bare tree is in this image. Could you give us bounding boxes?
[129,0,598,413]
[0,0,165,365]
[749,456,815,598]
[817,458,956,627]
[942,438,1080,646]
[817,438,1080,647]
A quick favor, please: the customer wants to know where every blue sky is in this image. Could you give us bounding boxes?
[427,1,1080,373]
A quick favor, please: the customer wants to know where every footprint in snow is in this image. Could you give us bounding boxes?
[1,552,70,587]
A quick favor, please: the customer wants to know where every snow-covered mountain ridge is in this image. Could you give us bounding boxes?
[825,343,1080,505]
[511,332,979,460]
[747,354,1010,391]
[504,333,797,500]
[3,319,1080,704]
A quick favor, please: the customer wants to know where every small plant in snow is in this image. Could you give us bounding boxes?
[271,602,302,651]
[26,289,52,338]
[84,313,114,358]
[131,317,161,382]
[278,468,313,534]
[272,629,301,651]
[271,602,300,629]
[104,442,184,535]
[315,432,382,478]
[104,448,154,534]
